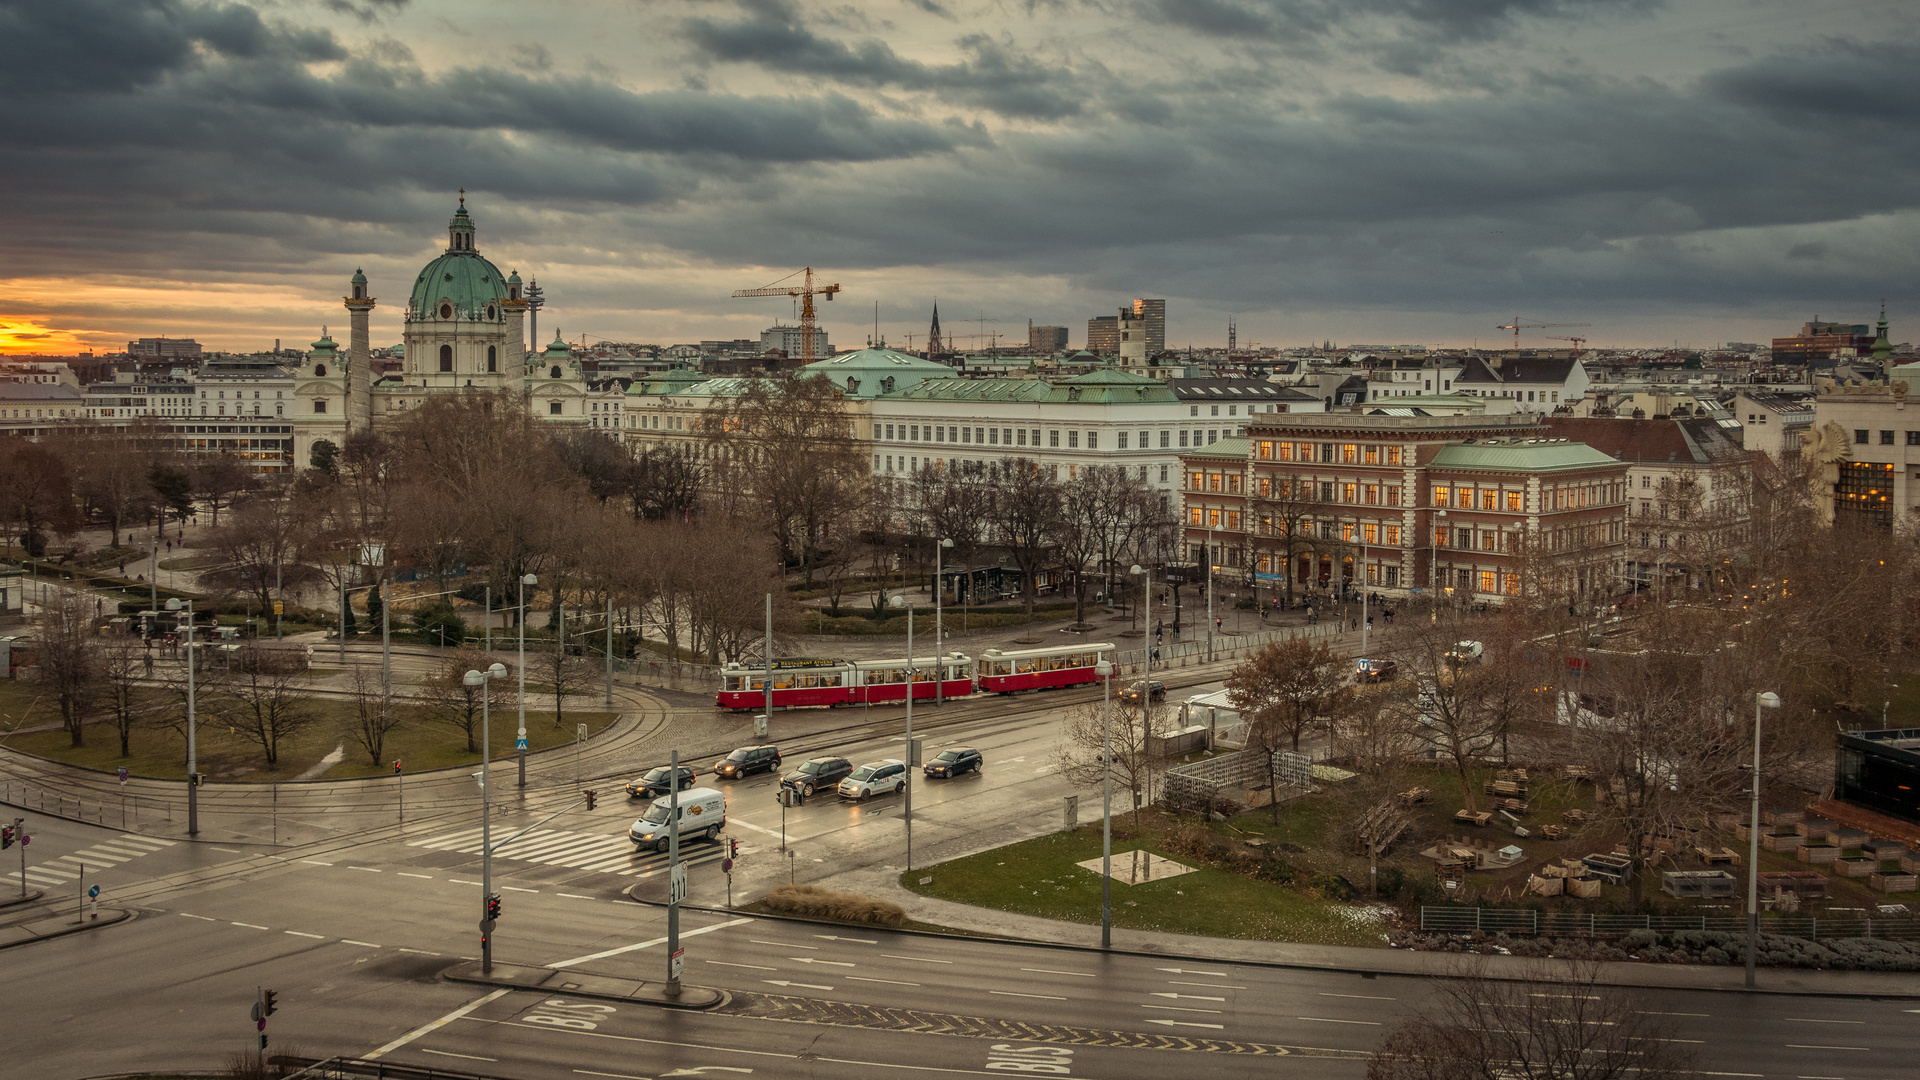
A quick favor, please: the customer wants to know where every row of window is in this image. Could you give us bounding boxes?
[1257,441,1407,465]
[877,423,1242,451]
[877,454,1171,484]
[1854,429,1920,446]
[1188,402,1288,417]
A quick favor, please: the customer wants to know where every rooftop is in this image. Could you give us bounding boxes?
[1430,438,1622,472]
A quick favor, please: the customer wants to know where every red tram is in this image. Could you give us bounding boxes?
[976,643,1115,694]
[716,654,976,711]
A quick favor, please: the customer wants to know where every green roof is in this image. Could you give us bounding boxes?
[626,368,708,397]
[895,372,1178,405]
[801,347,954,399]
[1186,435,1250,460]
[409,250,510,317]
[1429,438,1619,472]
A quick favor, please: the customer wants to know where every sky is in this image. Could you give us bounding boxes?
[2,0,1918,356]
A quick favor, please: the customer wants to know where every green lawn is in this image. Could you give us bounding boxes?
[903,826,1389,947]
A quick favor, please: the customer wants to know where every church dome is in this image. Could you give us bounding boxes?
[410,251,510,319]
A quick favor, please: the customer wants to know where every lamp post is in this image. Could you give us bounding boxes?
[890,594,917,870]
[1747,690,1781,989]
[1205,525,1217,662]
[518,573,536,788]
[1095,657,1114,948]
[935,537,953,704]
[464,661,508,974]
[1131,563,1152,673]
[165,597,198,836]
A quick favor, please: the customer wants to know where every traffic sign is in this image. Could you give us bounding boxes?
[87,885,99,899]
[669,947,684,980]
[117,767,129,784]
[272,601,283,615]
[515,736,528,751]
[669,862,688,904]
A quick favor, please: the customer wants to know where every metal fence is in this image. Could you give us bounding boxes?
[1419,906,1920,942]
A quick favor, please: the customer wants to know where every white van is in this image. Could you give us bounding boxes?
[628,786,727,852]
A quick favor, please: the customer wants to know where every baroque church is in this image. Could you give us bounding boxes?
[290,198,595,465]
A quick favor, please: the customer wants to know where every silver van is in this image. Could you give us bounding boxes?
[628,786,727,852]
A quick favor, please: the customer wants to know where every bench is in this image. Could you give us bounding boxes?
[1455,809,1493,827]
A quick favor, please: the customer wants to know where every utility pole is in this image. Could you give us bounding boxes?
[604,596,614,706]
[666,749,683,998]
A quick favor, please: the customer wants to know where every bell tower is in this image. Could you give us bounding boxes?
[344,268,375,434]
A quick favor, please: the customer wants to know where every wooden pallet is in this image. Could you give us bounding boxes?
[1456,809,1493,827]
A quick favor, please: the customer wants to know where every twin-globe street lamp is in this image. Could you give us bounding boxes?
[163,597,199,836]
[1095,657,1114,948]
[1746,690,1782,989]
[463,661,508,974]
[518,572,537,788]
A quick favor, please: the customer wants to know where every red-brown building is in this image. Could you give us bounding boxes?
[1179,412,1629,605]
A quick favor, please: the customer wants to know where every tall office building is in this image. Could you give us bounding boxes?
[1086,315,1119,354]
[1131,298,1166,355]
[1028,325,1068,352]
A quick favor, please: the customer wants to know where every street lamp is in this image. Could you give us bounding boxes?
[1130,563,1152,673]
[1095,657,1114,948]
[518,573,537,788]
[464,661,508,974]
[165,597,199,836]
[1205,525,1217,662]
[1746,690,1782,989]
[935,537,953,704]
[889,593,918,870]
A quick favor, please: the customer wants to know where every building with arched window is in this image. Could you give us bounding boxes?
[291,197,592,466]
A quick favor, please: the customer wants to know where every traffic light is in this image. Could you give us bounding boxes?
[189,772,203,788]
[2,825,12,850]
[391,760,402,774]
[263,989,278,1017]
[485,893,502,920]
[728,837,739,859]
[583,788,597,810]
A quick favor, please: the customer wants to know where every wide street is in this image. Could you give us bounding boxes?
[3,676,1916,1080]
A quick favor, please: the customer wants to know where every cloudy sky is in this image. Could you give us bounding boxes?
[2,0,1916,355]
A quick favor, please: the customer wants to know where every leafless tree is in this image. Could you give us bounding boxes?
[344,663,405,767]
[29,591,100,747]
[0,439,84,556]
[1383,618,1513,813]
[1226,637,1352,821]
[539,623,593,729]
[416,649,511,753]
[95,637,149,757]
[984,458,1064,615]
[215,646,318,767]
[191,453,254,527]
[1054,696,1165,825]
[1367,959,1697,1080]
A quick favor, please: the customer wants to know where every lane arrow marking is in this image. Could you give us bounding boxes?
[813,934,878,944]
[790,957,855,967]
[1151,992,1226,1001]
[1156,966,1230,976]
[762,980,833,990]
[1146,1019,1224,1030]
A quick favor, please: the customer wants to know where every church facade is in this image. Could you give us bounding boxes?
[289,199,595,466]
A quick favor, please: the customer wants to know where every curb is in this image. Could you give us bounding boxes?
[441,959,727,1010]
[0,888,46,910]
[621,888,1920,1000]
[0,906,134,950]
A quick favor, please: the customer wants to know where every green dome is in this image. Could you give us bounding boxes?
[410,251,510,319]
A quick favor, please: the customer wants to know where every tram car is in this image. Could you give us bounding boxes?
[716,642,1115,710]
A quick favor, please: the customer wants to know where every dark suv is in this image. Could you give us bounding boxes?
[713,745,782,780]
[624,764,698,799]
[780,756,853,798]
[924,746,982,779]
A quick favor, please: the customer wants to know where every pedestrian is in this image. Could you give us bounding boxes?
[1367,614,1374,631]
[143,653,154,677]
[118,561,126,575]
[1259,606,1267,622]
[1214,617,1222,633]
[1307,608,1317,625]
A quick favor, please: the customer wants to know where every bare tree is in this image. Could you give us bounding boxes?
[417,649,512,753]
[30,591,100,748]
[1384,618,1513,812]
[0,439,84,556]
[191,453,253,527]
[216,646,318,767]
[985,458,1064,615]
[345,663,405,767]
[1053,697,1165,825]
[1367,959,1696,1080]
[95,637,149,757]
[539,627,592,729]
[1226,637,1352,821]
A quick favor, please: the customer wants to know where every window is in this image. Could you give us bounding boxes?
[1855,429,1870,444]
[1228,405,1237,416]
[487,345,497,372]
[1364,445,1379,465]
[1118,432,1129,449]
[1088,431,1099,450]
[313,364,327,377]
[549,401,562,415]
[1208,430,1218,444]
[1480,571,1497,593]
[1190,405,1199,416]
[1207,509,1222,527]
[1908,432,1920,446]
[1190,471,1204,490]
[1179,430,1190,447]
[314,399,328,414]
[1882,430,1895,445]
[1481,490,1496,510]
[1049,430,1060,448]
[961,427,970,444]
[1160,465,1169,482]
[439,303,453,319]
[1364,484,1378,504]
[988,428,998,445]
[1385,525,1401,545]
[1319,442,1335,463]
[1387,445,1402,465]
[1067,431,1079,449]
[934,426,944,443]
[1159,430,1171,448]
[1341,443,1357,463]
[1481,531,1497,551]
[885,424,894,439]
[1363,523,1378,544]
[1342,482,1356,502]
[1456,486,1472,508]
[1227,511,1241,530]
[1210,405,1220,417]
[1320,481,1335,501]
[1506,491,1522,511]
[1189,507,1204,525]
[1434,527,1448,547]
[1432,485,1450,507]
[1387,486,1401,506]
[1031,429,1040,446]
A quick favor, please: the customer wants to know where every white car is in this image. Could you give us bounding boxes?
[838,759,909,800]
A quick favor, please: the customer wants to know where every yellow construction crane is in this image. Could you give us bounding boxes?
[1497,317,1589,351]
[732,267,841,361]
[1542,334,1587,355]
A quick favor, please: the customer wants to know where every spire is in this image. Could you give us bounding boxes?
[927,301,943,356]
[1872,300,1893,362]
[448,192,476,253]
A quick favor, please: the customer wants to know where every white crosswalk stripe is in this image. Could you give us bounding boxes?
[1,831,176,888]
[407,825,726,877]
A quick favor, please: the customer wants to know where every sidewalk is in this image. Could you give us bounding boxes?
[0,903,133,949]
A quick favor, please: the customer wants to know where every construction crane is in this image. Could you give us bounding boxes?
[1497,317,1589,351]
[732,267,840,361]
[1543,335,1587,355]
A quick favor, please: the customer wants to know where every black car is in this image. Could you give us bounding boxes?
[780,756,853,798]
[1119,680,1166,704]
[923,746,982,779]
[625,764,698,799]
[713,744,782,780]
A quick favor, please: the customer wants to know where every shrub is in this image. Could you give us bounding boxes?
[764,884,906,928]
[412,601,468,647]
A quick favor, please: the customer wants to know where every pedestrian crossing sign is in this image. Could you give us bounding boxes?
[515,736,528,750]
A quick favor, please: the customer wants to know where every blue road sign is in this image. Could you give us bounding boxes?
[88,885,100,899]
[515,736,528,750]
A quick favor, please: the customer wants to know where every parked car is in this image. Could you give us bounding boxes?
[1355,658,1399,683]
[838,759,909,800]
[713,744,782,780]
[1119,680,1166,704]
[780,756,853,798]
[625,764,698,799]
[923,746,983,779]
[627,787,727,852]
[1444,640,1485,666]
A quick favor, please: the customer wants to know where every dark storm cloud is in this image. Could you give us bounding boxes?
[1140,0,1660,43]
[682,1,1086,119]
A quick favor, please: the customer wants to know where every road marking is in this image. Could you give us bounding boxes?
[1145,1019,1224,1030]
[232,922,271,930]
[550,917,752,969]
[847,976,921,986]
[1653,1038,1706,1044]
[753,939,816,949]
[991,991,1066,1000]
[449,879,482,885]
[1155,966,1230,976]
[1298,1016,1380,1026]
[1318,992,1392,1000]
[1151,992,1224,1001]
[728,818,785,839]
[1797,1075,1845,1079]
[558,893,595,899]
[575,1071,650,1079]
[1784,1045,1869,1051]
[420,1049,497,1062]
[398,873,434,879]
[1638,1011,1708,1017]
[883,953,951,963]
[1786,1018,1865,1024]
[1020,967,1095,978]
[705,960,778,970]
[1171,980,1245,989]
[179,913,217,921]
[340,940,382,948]
[1700,1073,1763,1077]
[366,987,512,1059]
[399,949,442,955]
[1531,993,1598,1000]
[211,846,243,854]
[501,885,539,893]
[301,860,335,866]
[1142,1004,1221,1014]
[763,979,833,990]
[284,931,326,939]
[349,866,382,873]
[789,957,854,967]
[814,934,879,944]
